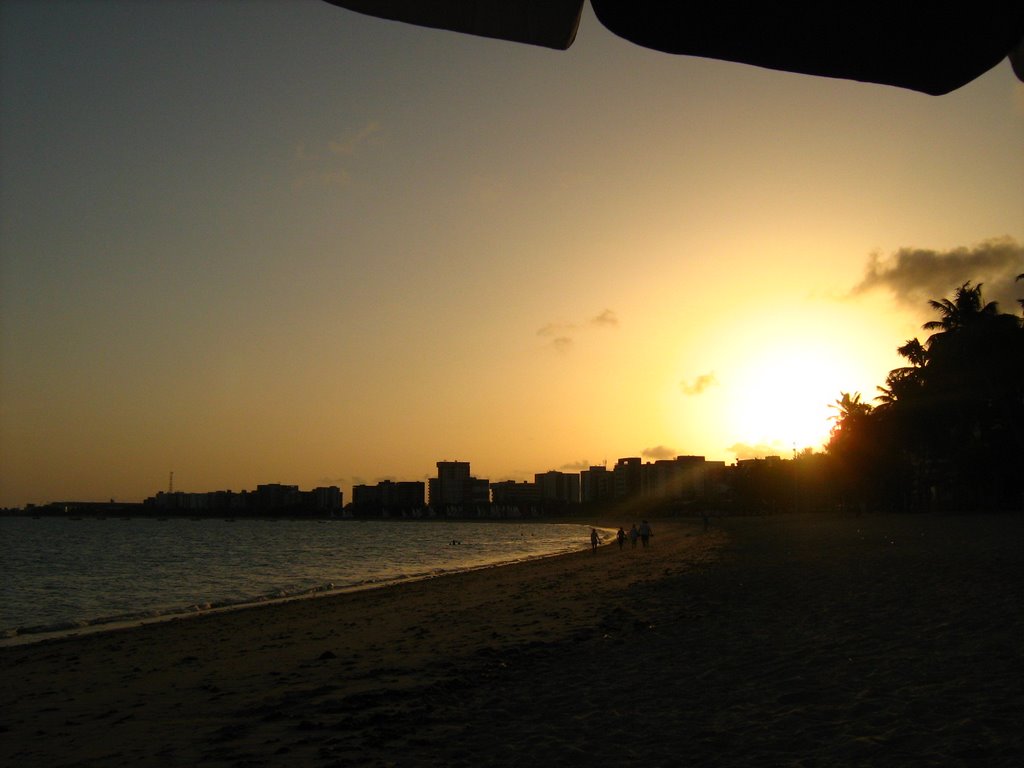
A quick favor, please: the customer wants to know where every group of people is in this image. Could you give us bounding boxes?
[591,521,653,552]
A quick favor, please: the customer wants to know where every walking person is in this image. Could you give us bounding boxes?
[590,527,600,553]
[639,519,652,548]
[628,524,639,548]
[616,527,626,550]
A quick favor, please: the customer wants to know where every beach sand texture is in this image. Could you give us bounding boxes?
[2,513,1022,766]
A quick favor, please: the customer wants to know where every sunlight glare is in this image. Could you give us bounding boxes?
[726,343,846,453]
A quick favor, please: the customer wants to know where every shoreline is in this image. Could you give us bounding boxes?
[1,522,619,649]
[4,513,1022,766]
[0,518,615,646]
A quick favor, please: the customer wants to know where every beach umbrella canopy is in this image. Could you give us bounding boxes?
[324,1,1024,95]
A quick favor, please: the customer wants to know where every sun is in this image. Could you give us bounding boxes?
[724,342,850,453]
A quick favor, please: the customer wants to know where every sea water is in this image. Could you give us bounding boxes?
[0,516,597,643]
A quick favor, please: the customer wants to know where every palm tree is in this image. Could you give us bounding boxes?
[921,282,1018,381]
[876,367,924,408]
[826,391,892,511]
[913,281,1024,510]
[824,281,1023,512]
[922,281,1000,340]
[830,391,869,417]
[828,391,871,433]
[896,338,927,367]
[876,338,929,408]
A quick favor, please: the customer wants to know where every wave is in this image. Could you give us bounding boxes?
[0,525,602,646]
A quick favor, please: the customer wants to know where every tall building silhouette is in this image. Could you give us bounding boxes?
[429,461,489,509]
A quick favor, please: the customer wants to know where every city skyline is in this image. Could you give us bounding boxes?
[2,2,1022,509]
[4,451,727,511]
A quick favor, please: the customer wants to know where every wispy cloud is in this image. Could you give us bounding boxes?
[727,442,787,460]
[642,445,676,460]
[318,476,347,486]
[590,309,618,327]
[537,322,576,338]
[850,237,1023,314]
[552,337,574,354]
[494,469,535,483]
[560,460,591,471]
[292,121,383,191]
[538,308,618,352]
[328,121,381,156]
[680,372,718,396]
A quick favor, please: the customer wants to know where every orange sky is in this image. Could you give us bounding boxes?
[1,2,1022,506]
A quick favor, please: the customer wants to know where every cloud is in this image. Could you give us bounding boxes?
[318,476,348,486]
[642,445,676,460]
[538,308,618,352]
[590,309,618,327]
[850,237,1024,314]
[292,121,382,190]
[328,121,381,156]
[559,460,591,471]
[291,167,350,191]
[537,322,576,338]
[551,337,574,354]
[727,442,787,460]
[680,372,718,396]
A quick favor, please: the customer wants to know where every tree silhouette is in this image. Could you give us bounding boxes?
[897,337,928,367]
[829,391,870,428]
[923,281,1000,335]
[827,281,1023,512]
[876,339,927,408]
[826,392,883,511]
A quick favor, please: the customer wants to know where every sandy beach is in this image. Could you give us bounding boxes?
[2,513,1022,766]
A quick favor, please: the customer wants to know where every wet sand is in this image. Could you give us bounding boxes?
[2,513,1022,766]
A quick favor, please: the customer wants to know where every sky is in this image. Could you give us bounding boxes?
[2,1,1022,508]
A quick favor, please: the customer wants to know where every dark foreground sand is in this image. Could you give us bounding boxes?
[2,513,1023,767]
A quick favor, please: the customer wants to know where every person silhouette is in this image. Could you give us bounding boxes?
[616,527,626,549]
[590,528,600,552]
[639,520,652,548]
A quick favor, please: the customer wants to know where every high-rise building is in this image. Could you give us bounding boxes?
[640,456,717,501]
[581,465,614,504]
[381,480,425,511]
[310,486,343,510]
[429,461,489,509]
[534,470,581,504]
[253,483,300,511]
[613,457,642,499]
[353,480,424,514]
[490,480,539,506]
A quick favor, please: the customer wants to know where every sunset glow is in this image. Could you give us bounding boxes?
[1,2,1022,507]
[726,344,849,454]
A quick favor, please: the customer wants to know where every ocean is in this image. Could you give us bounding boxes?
[0,516,599,644]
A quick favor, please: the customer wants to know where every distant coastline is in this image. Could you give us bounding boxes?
[0,517,606,644]
[0,499,591,521]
